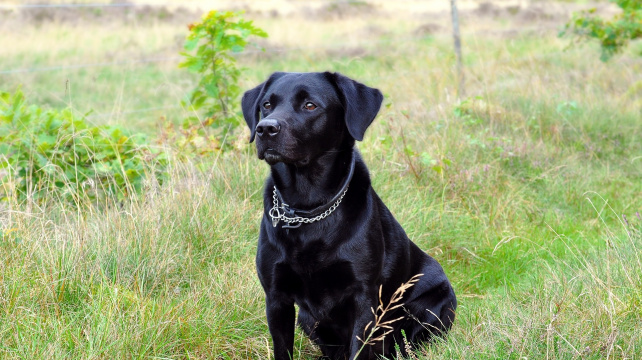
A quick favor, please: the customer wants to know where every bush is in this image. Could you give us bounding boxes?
[0,89,166,205]
[561,0,642,61]
[179,10,267,151]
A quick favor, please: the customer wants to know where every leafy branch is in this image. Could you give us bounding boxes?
[179,11,267,135]
[561,0,642,61]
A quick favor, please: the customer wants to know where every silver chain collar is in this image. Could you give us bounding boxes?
[268,185,348,228]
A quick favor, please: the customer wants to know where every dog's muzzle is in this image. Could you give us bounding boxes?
[255,119,280,138]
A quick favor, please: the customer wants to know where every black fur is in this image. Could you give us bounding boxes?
[242,72,456,360]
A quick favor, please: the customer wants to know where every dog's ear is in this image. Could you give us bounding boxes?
[241,72,286,143]
[329,72,384,141]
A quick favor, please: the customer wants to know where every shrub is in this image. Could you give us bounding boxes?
[178,10,267,151]
[561,0,642,61]
[0,89,166,205]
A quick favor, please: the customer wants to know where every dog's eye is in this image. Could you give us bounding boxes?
[304,102,317,111]
[263,101,271,110]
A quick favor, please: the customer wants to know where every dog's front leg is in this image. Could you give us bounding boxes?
[266,297,296,360]
[348,293,378,360]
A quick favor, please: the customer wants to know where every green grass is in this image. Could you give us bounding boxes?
[1,4,641,359]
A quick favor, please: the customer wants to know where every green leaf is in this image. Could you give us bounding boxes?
[184,37,200,51]
[37,134,57,148]
[204,83,220,98]
[420,152,435,166]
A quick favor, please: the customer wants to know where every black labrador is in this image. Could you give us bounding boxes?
[242,72,456,360]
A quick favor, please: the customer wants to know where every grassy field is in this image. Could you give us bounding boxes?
[1,1,641,359]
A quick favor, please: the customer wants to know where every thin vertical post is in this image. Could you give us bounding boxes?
[450,0,465,97]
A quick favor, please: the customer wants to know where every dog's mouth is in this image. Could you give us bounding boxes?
[258,146,311,166]
[261,148,285,165]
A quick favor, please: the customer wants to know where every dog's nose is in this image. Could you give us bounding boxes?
[255,119,281,137]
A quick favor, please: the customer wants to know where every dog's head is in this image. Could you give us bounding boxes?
[241,72,383,165]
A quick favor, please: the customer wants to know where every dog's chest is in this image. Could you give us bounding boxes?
[272,240,358,315]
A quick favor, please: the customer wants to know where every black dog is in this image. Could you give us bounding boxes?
[242,72,456,360]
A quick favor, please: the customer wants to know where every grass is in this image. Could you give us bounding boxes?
[1,2,641,359]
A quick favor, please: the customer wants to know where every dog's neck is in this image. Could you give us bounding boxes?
[270,148,355,209]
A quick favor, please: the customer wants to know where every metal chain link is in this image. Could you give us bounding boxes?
[269,186,348,227]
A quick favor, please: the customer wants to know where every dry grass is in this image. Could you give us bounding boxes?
[355,273,423,357]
